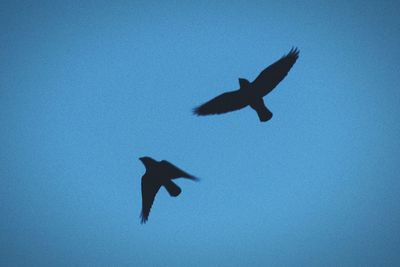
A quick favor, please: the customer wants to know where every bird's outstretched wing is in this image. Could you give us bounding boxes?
[160,160,199,181]
[193,90,248,116]
[252,47,299,96]
[140,176,162,224]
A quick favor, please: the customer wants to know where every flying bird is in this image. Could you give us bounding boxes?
[138,156,199,224]
[193,47,300,122]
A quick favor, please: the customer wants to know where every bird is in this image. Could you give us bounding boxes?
[193,47,299,122]
[138,156,199,224]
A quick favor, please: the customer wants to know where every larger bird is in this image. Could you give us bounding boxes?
[138,156,199,224]
[193,47,299,122]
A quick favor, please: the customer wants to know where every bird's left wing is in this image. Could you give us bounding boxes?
[140,176,162,224]
[193,90,248,116]
[160,160,199,181]
[252,47,299,96]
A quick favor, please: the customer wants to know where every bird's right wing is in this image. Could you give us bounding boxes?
[140,176,162,224]
[193,90,248,115]
[160,160,199,181]
[252,47,299,96]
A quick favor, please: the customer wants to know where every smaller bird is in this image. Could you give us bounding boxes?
[193,47,300,122]
[138,156,199,224]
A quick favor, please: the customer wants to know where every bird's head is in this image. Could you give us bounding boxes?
[139,156,157,169]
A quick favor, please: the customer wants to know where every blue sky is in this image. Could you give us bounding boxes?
[1,0,400,266]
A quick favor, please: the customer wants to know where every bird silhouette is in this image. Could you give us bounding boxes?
[138,156,199,224]
[193,47,299,122]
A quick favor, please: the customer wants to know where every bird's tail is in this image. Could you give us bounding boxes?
[163,180,182,197]
[250,98,273,122]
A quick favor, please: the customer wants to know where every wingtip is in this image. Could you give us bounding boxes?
[185,173,200,181]
[289,46,300,57]
[191,176,200,182]
[140,212,148,224]
[192,107,199,116]
[192,106,205,116]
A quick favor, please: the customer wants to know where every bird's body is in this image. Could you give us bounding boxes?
[193,47,299,122]
[138,156,198,224]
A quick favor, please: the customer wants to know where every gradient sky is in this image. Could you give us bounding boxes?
[1,1,400,266]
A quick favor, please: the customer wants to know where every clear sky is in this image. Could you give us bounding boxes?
[1,1,400,266]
